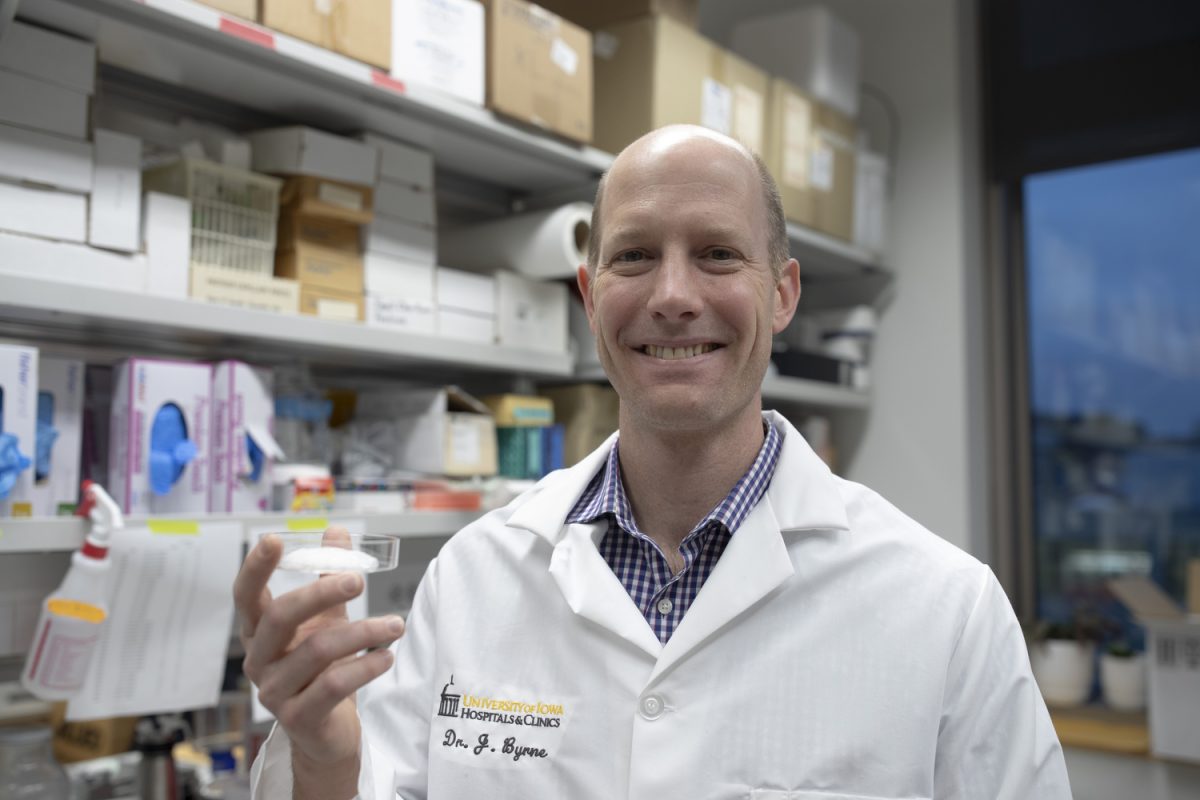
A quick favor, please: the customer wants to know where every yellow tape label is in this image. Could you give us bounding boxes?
[148,520,200,535]
[286,518,329,531]
[48,598,107,623]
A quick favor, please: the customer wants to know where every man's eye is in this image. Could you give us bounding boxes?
[614,251,645,264]
[707,248,737,261]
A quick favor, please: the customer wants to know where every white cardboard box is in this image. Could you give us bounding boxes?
[496,270,568,353]
[355,385,497,477]
[0,232,147,291]
[391,0,485,107]
[0,181,87,242]
[364,251,435,299]
[436,266,494,315]
[32,357,84,517]
[361,133,434,189]
[0,345,38,517]
[211,361,283,513]
[374,180,436,227]
[364,217,437,263]
[143,192,191,299]
[1109,576,1200,764]
[0,20,96,95]
[366,293,437,335]
[249,126,378,185]
[0,69,89,139]
[108,358,212,515]
[437,307,495,344]
[89,129,142,253]
[853,148,889,256]
[0,123,92,192]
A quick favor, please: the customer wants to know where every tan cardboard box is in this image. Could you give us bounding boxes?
[280,175,374,225]
[764,77,857,238]
[261,0,390,69]
[539,383,618,466]
[276,242,365,294]
[197,0,258,19]
[277,212,362,254]
[592,15,767,156]
[486,0,592,144]
[50,704,138,763]
[535,0,697,30]
[190,264,301,314]
[299,284,365,321]
[482,394,554,426]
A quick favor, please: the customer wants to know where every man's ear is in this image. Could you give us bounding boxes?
[772,258,801,334]
[577,264,598,334]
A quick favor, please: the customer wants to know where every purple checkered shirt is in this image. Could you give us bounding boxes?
[564,418,782,644]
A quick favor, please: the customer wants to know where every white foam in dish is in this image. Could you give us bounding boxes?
[277,546,379,573]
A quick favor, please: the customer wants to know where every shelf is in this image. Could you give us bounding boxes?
[0,510,481,553]
[1050,706,1150,756]
[17,0,612,194]
[788,223,895,310]
[0,275,575,377]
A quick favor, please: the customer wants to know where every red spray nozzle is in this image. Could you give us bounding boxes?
[75,480,97,519]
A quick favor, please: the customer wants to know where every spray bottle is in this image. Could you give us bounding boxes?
[22,480,123,700]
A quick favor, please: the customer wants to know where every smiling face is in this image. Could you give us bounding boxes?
[579,127,800,436]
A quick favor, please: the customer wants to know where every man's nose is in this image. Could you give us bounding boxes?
[645,250,702,321]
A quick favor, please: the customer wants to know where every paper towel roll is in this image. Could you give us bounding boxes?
[438,202,592,280]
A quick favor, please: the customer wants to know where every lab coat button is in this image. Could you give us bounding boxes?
[656,598,673,615]
[640,694,665,720]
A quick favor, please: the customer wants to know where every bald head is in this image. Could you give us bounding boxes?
[587,125,790,279]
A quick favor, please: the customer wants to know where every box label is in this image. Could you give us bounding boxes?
[701,77,733,136]
[550,37,578,76]
[811,141,835,191]
[783,94,812,189]
[450,418,481,466]
[316,297,359,321]
[317,181,365,212]
[733,84,764,154]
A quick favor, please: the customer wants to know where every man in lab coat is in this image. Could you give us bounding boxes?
[236,126,1072,799]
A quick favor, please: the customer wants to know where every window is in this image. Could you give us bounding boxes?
[1024,147,1200,636]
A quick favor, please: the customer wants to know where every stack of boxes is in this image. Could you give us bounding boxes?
[250,126,378,321]
[484,394,564,480]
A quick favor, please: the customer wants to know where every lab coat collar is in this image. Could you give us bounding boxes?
[505,410,850,543]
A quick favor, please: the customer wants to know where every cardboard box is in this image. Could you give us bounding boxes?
[276,242,364,294]
[197,0,259,19]
[50,705,138,764]
[299,284,365,321]
[534,0,697,30]
[366,293,436,335]
[190,264,301,314]
[482,394,553,426]
[278,213,362,253]
[392,0,486,106]
[496,270,568,353]
[0,123,92,192]
[89,129,142,253]
[0,20,96,95]
[1108,576,1200,763]
[280,175,374,225]
[364,217,437,263]
[538,383,619,465]
[108,358,212,515]
[375,181,436,227]
[763,78,817,229]
[0,182,87,243]
[810,102,857,242]
[486,0,592,144]
[143,192,192,299]
[0,345,38,517]
[262,0,390,69]
[249,126,379,185]
[437,307,496,343]
[211,361,283,513]
[0,232,147,291]
[361,133,434,190]
[364,252,435,299]
[0,70,89,139]
[32,358,85,517]
[592,15,768,156]
[436,266,495,315]
[355,386,498,477]
[730,5,860,118]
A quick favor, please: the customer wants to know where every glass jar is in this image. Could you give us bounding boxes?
[0,725,72,799]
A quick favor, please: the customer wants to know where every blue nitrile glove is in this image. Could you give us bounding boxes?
[36,391,59,482]
[0,432,32,500]
[245,432,265,482]
[149,403,197,496]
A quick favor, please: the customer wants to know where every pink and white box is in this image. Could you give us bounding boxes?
[210,361,282,513]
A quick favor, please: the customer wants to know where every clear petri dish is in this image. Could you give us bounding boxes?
[272,533,400,574]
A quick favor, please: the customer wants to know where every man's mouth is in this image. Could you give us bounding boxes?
[638,343,722,361]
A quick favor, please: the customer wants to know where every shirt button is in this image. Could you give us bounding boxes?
[640,694,665,720]
[656,598,674,615]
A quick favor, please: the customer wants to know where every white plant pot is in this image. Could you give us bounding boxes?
[1030,639,1095,706]
[1100,653,1147,712]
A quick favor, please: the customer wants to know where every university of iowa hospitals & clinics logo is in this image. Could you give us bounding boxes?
[437,675,565,728]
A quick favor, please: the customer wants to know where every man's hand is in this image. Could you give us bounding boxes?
[234,528,404,789]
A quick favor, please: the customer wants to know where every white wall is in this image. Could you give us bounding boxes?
[702,0,990,557]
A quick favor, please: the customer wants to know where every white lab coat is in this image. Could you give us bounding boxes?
[252,411,1072,799]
